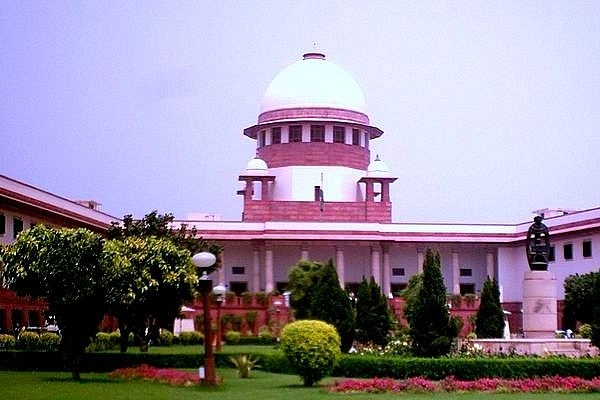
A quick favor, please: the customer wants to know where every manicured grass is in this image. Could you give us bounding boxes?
[134,343,281,355]
[0,369,597,400]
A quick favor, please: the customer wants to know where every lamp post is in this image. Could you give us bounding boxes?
[192,251,217,385]
[213,284,226,352]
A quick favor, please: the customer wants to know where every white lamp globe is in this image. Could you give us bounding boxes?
[213,284,227,296]
[192,252,216,268]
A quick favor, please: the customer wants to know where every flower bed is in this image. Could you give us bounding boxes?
[330,376,600,393]
[109,364,200,386]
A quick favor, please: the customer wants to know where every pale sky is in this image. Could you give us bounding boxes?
[2,1,599,224]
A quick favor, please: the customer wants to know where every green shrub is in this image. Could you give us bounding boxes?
[179,331,203,345]
[17,331,40,351]
[159,330,174,346]
[225,330,241,344]
[280,320,341,386]
[258,325,275,344]
[579,323,592,339]
[39,332,60,351]
[0,334,16,350]
[245,311,258,331]
[86,331,114,352]
[109,330,121,346]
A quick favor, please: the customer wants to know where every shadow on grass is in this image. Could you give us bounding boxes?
[43,377,119,384]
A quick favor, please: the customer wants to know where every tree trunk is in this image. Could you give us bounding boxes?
[118,320,129,353]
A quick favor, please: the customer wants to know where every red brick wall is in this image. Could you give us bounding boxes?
[243,200,392,223]
[258,142,370,169]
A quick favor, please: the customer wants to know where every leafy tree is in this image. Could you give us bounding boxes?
[309,260,355,352]
[103,236,197,352]
[475,277,505,338]
[1,226,106,380]
[563,271,600,329]
[287,259,355,351]
[106,211,221,351]
[355,276,393,347]
[407,248,458,357]
[402,273,423,324]
[288,259,326,319]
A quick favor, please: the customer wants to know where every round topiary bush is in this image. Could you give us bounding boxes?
[109,330,121,346]
[179,331,203,345]
[39,332,61,351]
[225,330,241,344]
[159,329,174,346]
[17,331,40,351]
[0,334,17,350]
[280,320,341,386]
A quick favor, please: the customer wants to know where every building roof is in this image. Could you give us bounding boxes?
[0,174,118,231]
[260,52,367,115]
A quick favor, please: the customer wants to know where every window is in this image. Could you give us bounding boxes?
[289,125,302,142]
[0,214,5,235]
[564,243,573,260]
[460,283,476,295]
[13,218,23,239]
[548,246,555,262]
[583,240,593,258]
[392,267,405,276]
[271,127,281,144]
[352,128,360,145]
[391,283,407,295]
[314,186,324,202]
[232,266,245,275]
[258,130,266,147]
[459,268,472,277]
[333,126,345,143]
[310,125,325,142]
[229,282,247,295]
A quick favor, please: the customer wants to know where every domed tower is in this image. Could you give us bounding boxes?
[239,52,396,222]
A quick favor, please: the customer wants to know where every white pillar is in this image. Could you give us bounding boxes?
[300,245,309,260]
[265,246,274,293]
[452,250,460,295]
[382,244,391,297]
[417,249,424,273]
[335,247,345,288]
[218,250,226,285]
[252,245,260,292]
[371,245,381,287]
[486,251,495,279]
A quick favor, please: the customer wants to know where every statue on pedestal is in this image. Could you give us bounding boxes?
[526,216,551,271]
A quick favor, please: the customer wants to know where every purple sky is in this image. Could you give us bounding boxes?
[2,1,599,224]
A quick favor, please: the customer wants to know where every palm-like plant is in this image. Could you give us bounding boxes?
[228,354,260,378]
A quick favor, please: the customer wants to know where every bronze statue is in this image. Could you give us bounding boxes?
[526,216,551,271]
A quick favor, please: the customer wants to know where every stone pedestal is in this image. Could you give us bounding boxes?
[522,270,557,338]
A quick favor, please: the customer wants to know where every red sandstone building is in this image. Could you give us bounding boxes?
[2,53,600,336]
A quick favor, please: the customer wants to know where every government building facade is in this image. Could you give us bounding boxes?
[2,52,599,334]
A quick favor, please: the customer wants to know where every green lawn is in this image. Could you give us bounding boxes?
[0,369,597,400]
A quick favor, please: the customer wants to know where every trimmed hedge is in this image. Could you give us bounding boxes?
[1,350,600,380]
[332,355,600,380]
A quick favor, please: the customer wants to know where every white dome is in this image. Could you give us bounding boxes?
[260,53,367,114]
[367,155,391,178]
[245,157,269,175]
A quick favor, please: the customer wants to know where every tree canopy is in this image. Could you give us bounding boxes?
[1,226,106,380]
[475,277,505,338]
[354,276,393,347]
[406,248,459,357]
[103,235,196,351]
[287,259,355,352]
[563,271,600,329]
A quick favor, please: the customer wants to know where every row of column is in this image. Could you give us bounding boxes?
[217,243,496,296]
